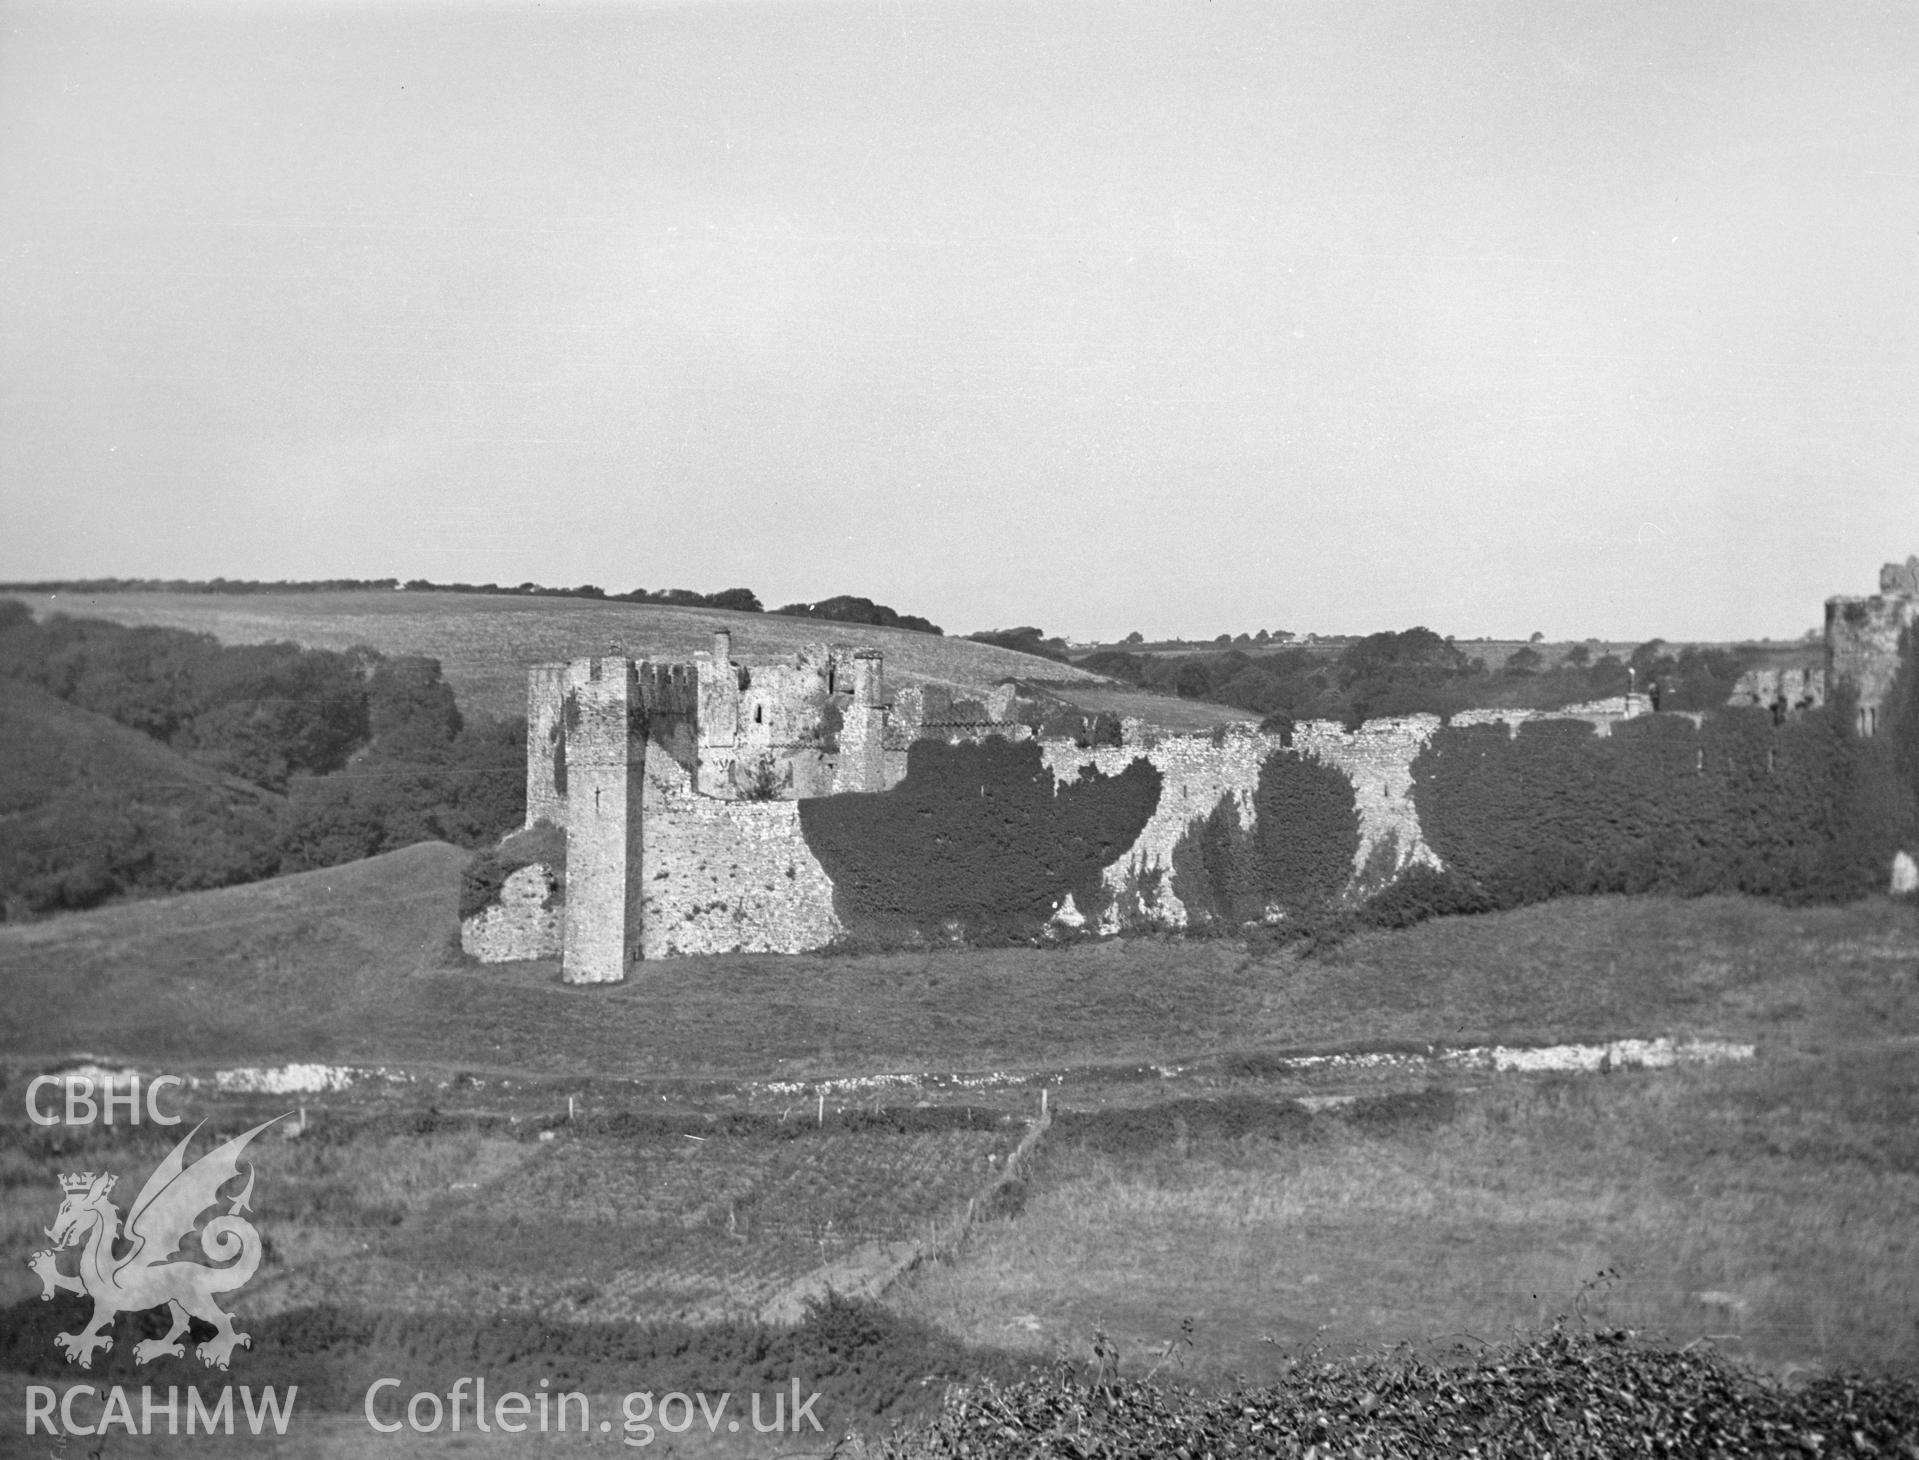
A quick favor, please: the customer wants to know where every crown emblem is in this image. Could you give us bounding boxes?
[59,1172,104,1194]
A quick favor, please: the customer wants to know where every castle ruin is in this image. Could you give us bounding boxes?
[462,559,1915,979]
[465,636,1649,980]
[1826,556,1919,737]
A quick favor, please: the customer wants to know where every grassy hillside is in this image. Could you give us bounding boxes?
[3,841,1913,1081]
[0,683,282,915]
[0,680,275,813]
[7,590,1103,721]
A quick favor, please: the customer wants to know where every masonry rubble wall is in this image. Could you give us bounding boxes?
[1881,556,1919,597]
[1827,593,1917,735]
[1035,718,1446,930]
[833,650,890,793]
[1726,666,1827,714]
[525,663,568,830]
[638,755,844,957]
[482,647,1753,970]
[1292,717,1447,878]
[1450,696,1651,738]
[638,661,700,774]
[559,657,645,984]
[459,864,563,961]
[694,633,858,798]
[1040,728,1271,928]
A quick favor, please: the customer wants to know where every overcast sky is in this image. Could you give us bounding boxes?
[2,0,1914,642]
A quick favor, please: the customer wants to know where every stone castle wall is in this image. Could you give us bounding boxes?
[1040,727,1279,928]
[1827,594,1916,736]
[472,653,1667,973]
[557,658,645,983]
[525,663,568,830]
[470,553,1916,976]
[460,863,563,962]
[1726,667,1826,715]
[637,755,845,958]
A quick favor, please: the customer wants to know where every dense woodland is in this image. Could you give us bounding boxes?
[0,602,524,917]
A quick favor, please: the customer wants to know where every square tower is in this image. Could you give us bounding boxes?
[559,657,645,983]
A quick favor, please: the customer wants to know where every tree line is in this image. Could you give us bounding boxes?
[0,578,945,633]
[1069,627,1750,729]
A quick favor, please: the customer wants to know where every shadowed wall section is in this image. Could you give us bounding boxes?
[798,738,1163,943]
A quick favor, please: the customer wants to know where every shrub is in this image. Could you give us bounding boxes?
[775,595,941,634]
[457,819,566,920]
[878,1324,1919,1459]
[282,715,527,873]
[965,626,1071,662]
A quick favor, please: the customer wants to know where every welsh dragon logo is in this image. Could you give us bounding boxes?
[27,1117,284,1370]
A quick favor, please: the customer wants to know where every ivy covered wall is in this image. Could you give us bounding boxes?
[1169,748,1362,928]
[798,738,1163,943]
[1410,704,1905,908]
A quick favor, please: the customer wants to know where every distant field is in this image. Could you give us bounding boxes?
[6,590,1102,722]
[3,842,1913,1084]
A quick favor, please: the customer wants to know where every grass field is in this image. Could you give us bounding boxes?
[891,1046,1919,1379]
[3,843,1913,1082]
[6,589,1102,722]
[4,854,1915,1442]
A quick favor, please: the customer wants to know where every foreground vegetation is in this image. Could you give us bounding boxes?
[882,1325,1919,1458]
[3,886,1915,1446]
